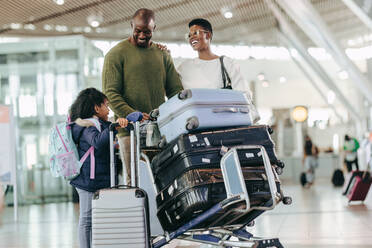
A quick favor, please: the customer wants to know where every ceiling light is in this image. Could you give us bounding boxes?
[53,0,65,5]
[279,76,287,83]
[24,24,36,30]
[95,28,107,33]
[221,7,233,19]
[10,23,22,30]
[257,73,265,81]
[347,40,355,46]
[55,25,68,32]
[84,26,92,33]
[338,70,349,80]
[262,81,269,87]
[43,24,53,31]
[292,106,308,122]
[327,90,336,104]
[72,27,83,33]
[87,12,104,28]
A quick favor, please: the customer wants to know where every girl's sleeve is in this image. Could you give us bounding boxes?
[84,126,113,150]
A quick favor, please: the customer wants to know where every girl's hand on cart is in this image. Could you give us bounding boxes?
[141,112,150,121]
[116,118,128,129]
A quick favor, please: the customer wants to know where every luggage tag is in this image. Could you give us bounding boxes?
[220,145,229,156]
[189,135,198,143]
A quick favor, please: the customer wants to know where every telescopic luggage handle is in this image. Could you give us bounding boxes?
[108,122,138,188]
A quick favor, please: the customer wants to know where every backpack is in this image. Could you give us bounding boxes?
[49,117,100,180]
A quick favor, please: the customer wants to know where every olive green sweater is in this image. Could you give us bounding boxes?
[102,39,183,136]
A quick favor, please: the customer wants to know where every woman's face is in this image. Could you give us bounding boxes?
[187,25,210,51]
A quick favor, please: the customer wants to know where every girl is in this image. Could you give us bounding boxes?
[69,87,128,248]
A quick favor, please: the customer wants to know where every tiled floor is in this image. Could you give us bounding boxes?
[0,178,371,248]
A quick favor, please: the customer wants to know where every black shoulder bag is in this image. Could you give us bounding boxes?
[219,55,232,89]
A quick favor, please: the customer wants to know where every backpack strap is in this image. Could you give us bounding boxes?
[79,146,95,179]
[75,118,102,180]
[219,56,232,89]
[55,125,69,152]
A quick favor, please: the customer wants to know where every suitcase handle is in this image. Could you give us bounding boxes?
[212,107,238,113]
[212,138,244,146]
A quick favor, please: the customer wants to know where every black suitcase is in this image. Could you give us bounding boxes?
[156,167,281,232]
[152,125,283,190]
[332,169,345,187]
[300,172,307,187]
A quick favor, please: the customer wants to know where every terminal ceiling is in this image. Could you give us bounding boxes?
[0,0,368,48]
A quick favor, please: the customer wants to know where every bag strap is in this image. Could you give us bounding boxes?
[56,125,69,152]
[79,146,95,179]
[219,56,232,89]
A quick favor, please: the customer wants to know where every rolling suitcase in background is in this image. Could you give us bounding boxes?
[92,122,151,248]
[151,125,284,191]
[347,171,372,202]
[342,170,363,195]
[155,88,259,144]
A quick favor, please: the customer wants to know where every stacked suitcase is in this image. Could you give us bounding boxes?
[150,89,289,232]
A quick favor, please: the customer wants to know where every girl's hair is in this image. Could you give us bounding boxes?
[69,87,107,122]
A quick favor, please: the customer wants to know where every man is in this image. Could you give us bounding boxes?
[343,134,360,172]
[102,8,183,184]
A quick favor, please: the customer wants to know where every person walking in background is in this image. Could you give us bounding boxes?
[303,135,318,188]
[102,8,183,185]
[343,134,360,172]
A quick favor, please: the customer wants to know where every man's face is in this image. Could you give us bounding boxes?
[131,17,155,48]
[187,25,210,51]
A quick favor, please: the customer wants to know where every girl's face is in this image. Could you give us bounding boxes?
[95,99,109,121]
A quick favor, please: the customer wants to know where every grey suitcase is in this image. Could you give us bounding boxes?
[92,122,151,248]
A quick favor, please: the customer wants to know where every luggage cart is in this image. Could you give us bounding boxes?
[136,123,291,248]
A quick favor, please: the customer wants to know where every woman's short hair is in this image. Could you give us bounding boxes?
[69,87,107,121]
[188,18,213,34]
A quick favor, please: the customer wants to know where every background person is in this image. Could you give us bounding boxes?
[343,134,360,172]
[303,135,318,188]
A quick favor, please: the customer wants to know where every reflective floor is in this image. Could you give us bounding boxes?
[0,178,371,248]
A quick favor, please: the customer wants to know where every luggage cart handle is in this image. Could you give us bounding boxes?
[108,122,138,188]
[220,145,279,212]
[230,145,278,210]
[109,122,135,131]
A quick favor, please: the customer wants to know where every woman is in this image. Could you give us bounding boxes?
[303,135,319,188]
[177,18,250,92]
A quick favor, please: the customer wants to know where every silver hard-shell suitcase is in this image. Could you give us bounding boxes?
[92,122,151,248]
[155,88,258,144]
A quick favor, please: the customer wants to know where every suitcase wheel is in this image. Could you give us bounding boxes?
[186,117,199,130]
[178,89,192,100]
[277,160,285,168]
[150,108,159,119]
[282,196,292,205]
[246,220,255,227]
[268,126,274,134]
[275,167,283,175]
